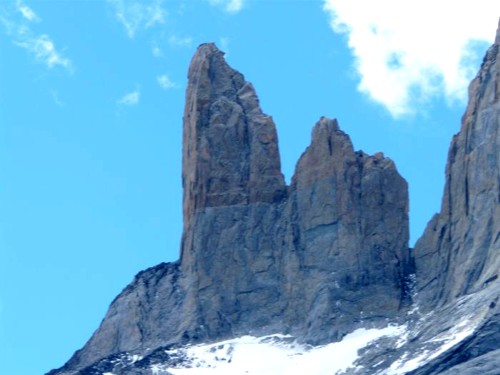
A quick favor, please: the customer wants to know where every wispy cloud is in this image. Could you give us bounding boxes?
[168,34,193,48]
[16,0,39,22]
[0,1,72,71]
[208,0,244,14]
[152,34,192,57]
[157,74,176,90]
[15,34,71,69]
[108,0,167,38]
[50,90,65,107]
[323,0,500,117]
[118,90,140,106]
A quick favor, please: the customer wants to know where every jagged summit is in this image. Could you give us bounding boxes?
[179,43,410,344]
[50,43,411,374]
[182,42,286,232]
[49,25,500,374]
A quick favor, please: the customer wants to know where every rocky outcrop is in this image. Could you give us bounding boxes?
[47,20,500,375]
[413,21,500,308]
[279,118,410,343]
[178,44,410,344]
[48,262,186,374]
[49,43,411,374]
[178,44,287,343]
[181,43,286,231]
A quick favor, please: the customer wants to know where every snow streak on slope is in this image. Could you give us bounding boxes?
[158,326,406,375]
[382,317,478,374]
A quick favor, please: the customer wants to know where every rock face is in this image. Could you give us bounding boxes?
[279,118,410,343]
[181,44,286,230]
[50,43,411,374]
[398,21,500,375]
[413,22,500,308]
[48,22,500,375]
[178,44,411,344]
[178,44,288,341]
[54,262,185,373]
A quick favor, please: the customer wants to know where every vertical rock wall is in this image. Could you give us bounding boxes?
[281,118,410,342]
[414,23,500,308]
[50,43,411,374]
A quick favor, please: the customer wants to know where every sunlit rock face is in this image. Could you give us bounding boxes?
[50,43,410,374]
[179,43,411,345]
[49,20,500,375]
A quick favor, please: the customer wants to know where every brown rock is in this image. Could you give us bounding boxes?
[182,43,286,232]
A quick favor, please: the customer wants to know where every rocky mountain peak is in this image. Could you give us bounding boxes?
[182,43,286,233]
[47,22,500,374]
[49,43,412,375]
[291,117,354,187]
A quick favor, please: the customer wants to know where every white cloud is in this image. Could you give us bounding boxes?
[16,0,40,22]
[157,74,176,90]
[16,34,71,69]
[323,0,500,117]
[118,90,140,106]
[0,2,72,71]
[108,0,166,38]
[208,0,244,14]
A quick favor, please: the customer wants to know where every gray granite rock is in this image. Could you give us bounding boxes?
[47,262,188,375]
[437,350,500,375]
[49,43,411,374]
[279,118,410,343]
[181,43,286,232]
[178,46,411,345]
[404,21,500,375]
[48,20,500,375]
[413,20,500,309]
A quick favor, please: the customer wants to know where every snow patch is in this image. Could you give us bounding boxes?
[130,354,143,363]
[151,364,171,375]
[166,326,405,375]
[383,318,477,374]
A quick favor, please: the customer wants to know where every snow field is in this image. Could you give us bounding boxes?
[167,326,406,375]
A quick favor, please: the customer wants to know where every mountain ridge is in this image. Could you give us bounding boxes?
[48,20,500,375]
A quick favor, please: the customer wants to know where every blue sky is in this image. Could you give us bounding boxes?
[0,1,499,374]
